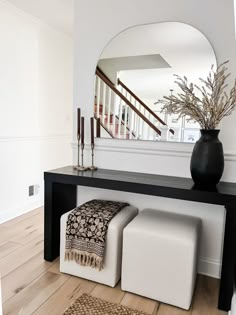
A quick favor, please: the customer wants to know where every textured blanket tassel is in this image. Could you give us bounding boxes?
[65,250,103,271]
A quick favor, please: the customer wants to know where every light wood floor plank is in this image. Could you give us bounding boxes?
[47,259,60,274]
[9,223,43,245]
[0,236,43,277]
[157,303,192,315]
[121,291,159,314]
[3,271,68,315]
[0,214,43,243]
[0,241,22,260]
[90,282,125,304]
[1,251,56,303]
[191,275,227,315]
[33,276,96,315]
[1,208,43,228]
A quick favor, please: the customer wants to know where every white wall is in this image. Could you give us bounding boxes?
[231,291,236,315]
[0,1,73,222]
[74,0,236,279]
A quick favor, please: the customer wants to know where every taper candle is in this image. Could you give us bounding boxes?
[81,116,84,146]
[77,108,81,138]
[90,117,94,145]
[96,118,101,138]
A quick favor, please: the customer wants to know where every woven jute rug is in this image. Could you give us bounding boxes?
[63,293,149,315]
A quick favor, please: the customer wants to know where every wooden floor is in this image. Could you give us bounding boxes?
[0,208,227,315]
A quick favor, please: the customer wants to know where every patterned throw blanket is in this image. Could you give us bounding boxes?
[65,199,129,270]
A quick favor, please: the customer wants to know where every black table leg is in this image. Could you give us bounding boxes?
[44,181,77,261]
[218,204,236,311]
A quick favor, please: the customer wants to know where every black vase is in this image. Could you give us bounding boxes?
[190,129,224,186]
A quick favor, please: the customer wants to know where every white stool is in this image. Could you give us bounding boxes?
[121,209,201,310]
[60,205,138,287]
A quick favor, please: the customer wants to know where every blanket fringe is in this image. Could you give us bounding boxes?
[65,249,103,271]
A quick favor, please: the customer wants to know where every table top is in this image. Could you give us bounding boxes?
[44,166,236,202]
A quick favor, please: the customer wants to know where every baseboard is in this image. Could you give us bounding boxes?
[198,257,221,278]
[0,201,43,224]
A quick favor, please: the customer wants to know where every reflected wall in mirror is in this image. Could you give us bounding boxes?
[94,22,217,143]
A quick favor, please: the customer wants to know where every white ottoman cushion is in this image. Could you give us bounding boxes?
[121,209,201,310]
[60,205,138,287]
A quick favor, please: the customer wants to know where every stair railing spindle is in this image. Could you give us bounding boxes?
[96,77,101,119]
[118,86,123,138]
[147,112,151,140]
[133,100,137,133]
[136,114,140,139]
[124,90,128,139]
[107,87,112,132]
[129,108,135,139]
[102,81,106,124]
[128,95,133,139]
[112,91,116,136]
[142,117,145,139]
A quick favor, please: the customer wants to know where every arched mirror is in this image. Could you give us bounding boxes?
[94,22,217,143]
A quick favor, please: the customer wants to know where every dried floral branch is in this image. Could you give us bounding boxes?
[159,61,236,129]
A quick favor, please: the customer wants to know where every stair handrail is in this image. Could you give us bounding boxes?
[117,78,174,135]
[94,114,114,138]
[96,67,162,136]
[96,67,115,86]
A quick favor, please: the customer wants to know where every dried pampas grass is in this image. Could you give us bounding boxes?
[160,61,236,129]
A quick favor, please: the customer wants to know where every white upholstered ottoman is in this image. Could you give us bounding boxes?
[60,205,138,287]
[121,209,201,310]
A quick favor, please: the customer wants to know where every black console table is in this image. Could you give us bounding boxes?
[44,165,236,311]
